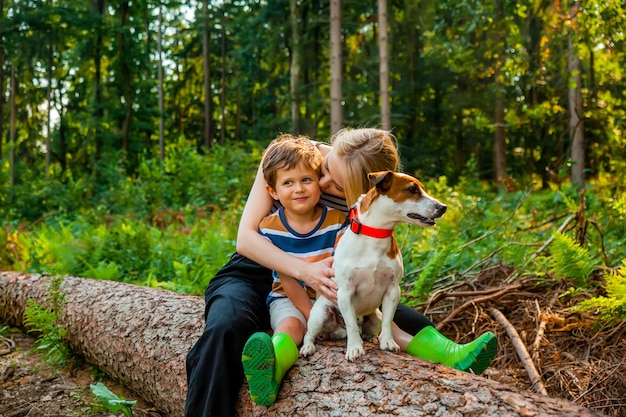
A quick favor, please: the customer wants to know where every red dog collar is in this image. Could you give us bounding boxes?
[349,207,394,238]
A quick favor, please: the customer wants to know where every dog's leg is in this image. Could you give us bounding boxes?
[337,288,365,361]
[300,297,330,357]
[379,284,401,352]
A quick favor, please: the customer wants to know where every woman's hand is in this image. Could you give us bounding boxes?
[300,257,338,301]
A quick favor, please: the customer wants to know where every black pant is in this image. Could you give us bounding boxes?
[184,253,434,417]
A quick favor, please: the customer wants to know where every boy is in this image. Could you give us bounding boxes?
[241,134,347,406]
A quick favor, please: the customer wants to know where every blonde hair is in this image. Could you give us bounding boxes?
[262,133,323,188]
[330,128,400,206]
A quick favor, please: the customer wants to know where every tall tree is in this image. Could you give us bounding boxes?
[378,0,390,130]
[9,63,15,189]
[118,0,133,155]
[0,0,4,160]
[219,2,227,144]
[568,1,585,188]
[289,0,302,133]
[157,0,165,160]
[91,0,105,167]
[493,0,507,183]
[202,0,212,148]
[45,28,53,180]
[330,0,342,134]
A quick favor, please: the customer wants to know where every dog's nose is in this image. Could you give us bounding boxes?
[437,203,447,217]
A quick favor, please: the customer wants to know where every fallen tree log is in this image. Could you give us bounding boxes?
[0,271,602,417]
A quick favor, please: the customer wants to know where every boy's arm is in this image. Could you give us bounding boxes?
[280,274,313,321]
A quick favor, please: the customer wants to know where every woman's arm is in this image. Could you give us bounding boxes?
[236,164,338,299]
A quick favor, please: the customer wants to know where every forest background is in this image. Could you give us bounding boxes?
[0,0,625,414]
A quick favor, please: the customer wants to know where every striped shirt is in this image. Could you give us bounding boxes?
[259,205,347,305]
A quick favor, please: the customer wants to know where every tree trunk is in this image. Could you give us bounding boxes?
[118,0,132,156]
[378,0,390,131]
[568,5,585,189]
[46,33,53,180]
[329,0,342,135]
[0,272,602,417]
[289,0,302,134]
[202,0,212,148]
[157,3,165,160]
[220,3,227,145]
[92,0,105,167]
[9,64,16,190]
[0,0,4,160]
[493,0,507,184]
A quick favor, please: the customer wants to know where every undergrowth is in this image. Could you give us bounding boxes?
[22,274,76,368]
[2,141,625,328]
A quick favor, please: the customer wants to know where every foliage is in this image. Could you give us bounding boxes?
[22,275,74,368]
[569,261,626,326]
[89,382,136,417]
[547,232,597,286]
[0,138,261,226]
[5,213,238,296]
[1,136,625,331]
[1,0,624,192]
[408,242,459,305]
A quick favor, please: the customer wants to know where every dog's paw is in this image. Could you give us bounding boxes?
[299,343,316,357]
[379,337,400,352]
[345,344,365,361]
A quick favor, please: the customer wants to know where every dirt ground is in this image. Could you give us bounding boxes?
[1,266,625,417]
[0,332,160,417]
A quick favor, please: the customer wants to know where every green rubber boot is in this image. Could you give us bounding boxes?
[242,332,299,406]
[405,326,498,375]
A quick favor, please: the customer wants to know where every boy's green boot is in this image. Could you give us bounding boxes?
[242,332,298,406]
[405,326,498,375]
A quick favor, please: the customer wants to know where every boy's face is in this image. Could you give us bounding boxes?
[267,162,322,215]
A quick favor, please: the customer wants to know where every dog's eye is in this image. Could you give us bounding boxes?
[407,185,421,195]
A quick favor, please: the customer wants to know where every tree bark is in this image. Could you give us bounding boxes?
[568,4,585,189]
[493,0,507,184]
[329,0,343,135]
[378,0,390,131]
[0,272,602,417]
[202,0,212,148]
[289,0,302,134]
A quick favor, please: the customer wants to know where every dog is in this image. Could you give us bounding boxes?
[300,171,447,361]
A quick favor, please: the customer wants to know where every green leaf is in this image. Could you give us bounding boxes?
[90,382,136,416]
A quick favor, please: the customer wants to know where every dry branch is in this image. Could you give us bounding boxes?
[0,271,603,417]
[489,307,548,396]
[435,283,523,331]
[531,294,559,364]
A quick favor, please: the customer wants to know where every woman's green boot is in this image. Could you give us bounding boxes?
[405,326,498,375]
[241,332,299,406]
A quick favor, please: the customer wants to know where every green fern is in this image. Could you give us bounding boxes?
[570,261,626,325]
[22,275,74,367]
[548,232,596,285]
[410,243,457,303]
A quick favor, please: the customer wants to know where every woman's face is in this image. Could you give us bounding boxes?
[319,149,346,198]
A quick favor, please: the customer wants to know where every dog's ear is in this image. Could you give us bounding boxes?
[368,170,395,192]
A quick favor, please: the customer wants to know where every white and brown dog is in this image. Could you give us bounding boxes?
[300,171,447,361]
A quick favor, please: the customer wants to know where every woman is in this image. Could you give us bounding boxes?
[184,128,497,417]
